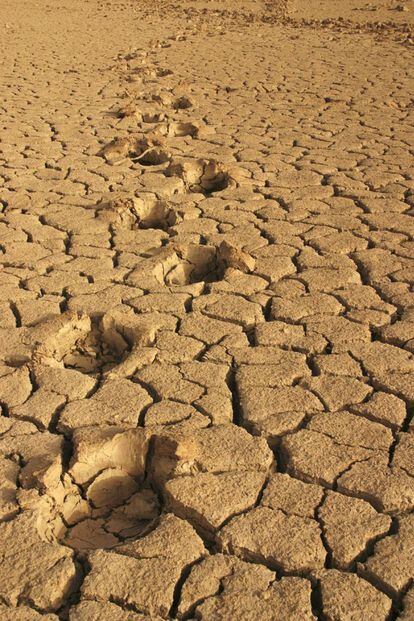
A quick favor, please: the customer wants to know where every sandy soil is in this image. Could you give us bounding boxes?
[0,0,413,619]
[289,0,414,24]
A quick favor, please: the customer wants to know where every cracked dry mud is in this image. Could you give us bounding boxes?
[0,0,414,619]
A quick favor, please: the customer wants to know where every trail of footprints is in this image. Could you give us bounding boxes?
[0,16,414,621]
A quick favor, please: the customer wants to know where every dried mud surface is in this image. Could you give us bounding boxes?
[0,0,413,619]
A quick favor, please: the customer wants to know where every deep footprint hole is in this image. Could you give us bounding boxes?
[163,244,222,286]
[60,321,131,376]
[135,147,171,167]
[34,313,133,377]
[98,137,169,166]
[173,96,193,110]
[156,67,173,77]
[191,171,230,195]
[97,196,176,231]
[165,158,233,196]
[61,476,160,552]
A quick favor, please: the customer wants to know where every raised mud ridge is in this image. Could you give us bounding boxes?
[0,0,414,620]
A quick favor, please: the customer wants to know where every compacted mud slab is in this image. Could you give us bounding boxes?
[0,0,414,619]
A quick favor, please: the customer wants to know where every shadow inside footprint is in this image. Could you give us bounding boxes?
[98,136,169,166]
[173,96,193,110]
[96,195,176,230]
[165,158,234,195]
[167,122,199,138]
[33,312,132,377]
[136,147,171,167]
[61,476,160,552]
[155,67,173,77]
[164,243,219,285]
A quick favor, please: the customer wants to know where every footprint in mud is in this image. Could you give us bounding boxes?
[124,243,220,289]
[165,158,237,195]
[32,311,132,376]
[96,194,176,230]
[116,103,142,119]
[98,135,170,166]
[136,146,171,167]
[31,306,186,386]
[116,101,168,124]
[155,67,173,78]
[141,110,167,123]
[166,121,199,137]
[173,95,193,110]
[148,121,213,139]
[164,243,219,286]
[122,91,195,127]
[45,403,161,551]
[127,65,173,79]
[126,239,255,290]
[162,240,256,285]
[150,91,194,111]
[60,470,160,552]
